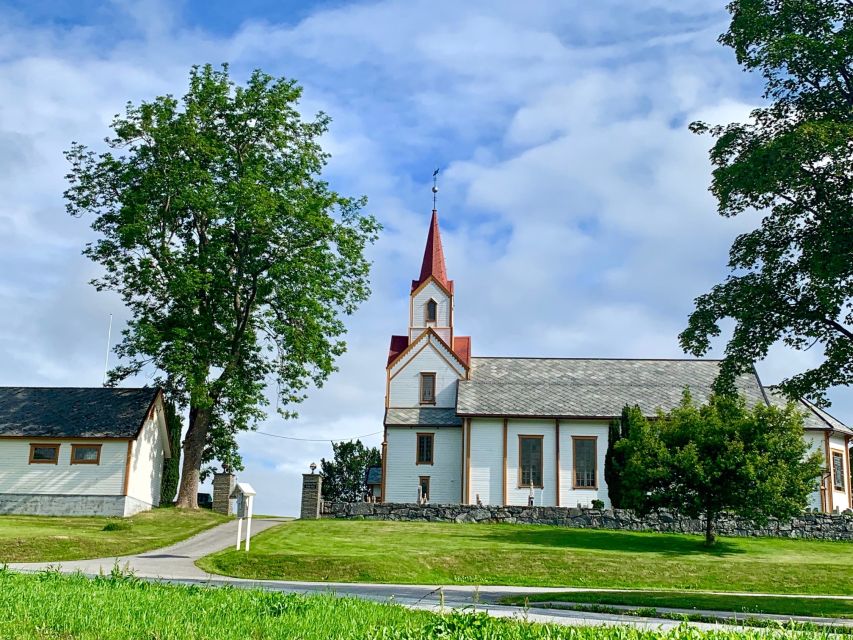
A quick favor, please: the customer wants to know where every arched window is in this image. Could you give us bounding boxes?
[426,299,438,323]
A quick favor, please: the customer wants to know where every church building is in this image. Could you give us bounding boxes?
[380,209,853,513]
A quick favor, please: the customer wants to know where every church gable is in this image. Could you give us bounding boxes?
[388,330,467,380]
[388,333,465,408]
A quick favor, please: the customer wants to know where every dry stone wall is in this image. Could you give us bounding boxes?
[321,502,853,541]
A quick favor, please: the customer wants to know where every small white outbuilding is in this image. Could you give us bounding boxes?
[0,386,171,517]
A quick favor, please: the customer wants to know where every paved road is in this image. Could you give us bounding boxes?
[10,519,850,631]
[11,517,286,579]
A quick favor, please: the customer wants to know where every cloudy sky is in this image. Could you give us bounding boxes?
[1,0,849,515]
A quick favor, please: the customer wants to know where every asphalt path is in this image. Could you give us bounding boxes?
[10,518,851,631]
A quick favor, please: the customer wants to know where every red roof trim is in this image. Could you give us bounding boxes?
[453,336,471,368]
[387,335,409,367]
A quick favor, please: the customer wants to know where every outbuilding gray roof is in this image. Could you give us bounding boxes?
[764,387,853,435]
[456,358,766,419]
[384,407,462,427]
[0,387,161,438]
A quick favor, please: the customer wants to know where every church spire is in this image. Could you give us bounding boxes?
[412,209,451,292]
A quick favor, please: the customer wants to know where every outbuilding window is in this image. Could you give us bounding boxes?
[416,433,434,465]
[518,435,543,488]
[419,372,436,404]
[29,444,59,464]
[71,444,102,465]
[833,451,846,492]
[573,436,597,489]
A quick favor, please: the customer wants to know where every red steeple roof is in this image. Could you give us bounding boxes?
[412,209,453,292]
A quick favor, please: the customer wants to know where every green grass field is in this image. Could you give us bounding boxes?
[0,507,227,562]
[198,519,853,594]
[501,591,853,619]
[0,569,836,640]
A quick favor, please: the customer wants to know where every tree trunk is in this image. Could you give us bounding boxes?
[175,406,211,509]
[704,511,716,546]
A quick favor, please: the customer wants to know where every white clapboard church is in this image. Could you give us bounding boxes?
[380,209,852,513]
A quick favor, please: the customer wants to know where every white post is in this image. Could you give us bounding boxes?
[235,517,243,550]
[245,495,254,552]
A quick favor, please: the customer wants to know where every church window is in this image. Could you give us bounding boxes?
[418,476,430,502]
[416,433,434,465]
[518,435,543,488]
[426,299,438,323]
[573,436,597,489]
[833,451,845,492]
[420,372,436,404]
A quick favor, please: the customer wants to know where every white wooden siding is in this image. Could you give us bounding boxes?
[803,432,825,510]
[388,338,463,408]
[505,419,558,506]
[558,421,610,508]
[126,407,168,507]
[0,439,128,495]
[410,280,451,340]
[468,418,503,505]
[464,418,609,507]
[828,433,851,512]
[802,431,850,512]
[384,426,462,504]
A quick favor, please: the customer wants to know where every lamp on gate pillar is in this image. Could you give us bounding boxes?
[310,462,317,474]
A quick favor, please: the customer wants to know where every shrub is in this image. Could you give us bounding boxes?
[102,520,132,532]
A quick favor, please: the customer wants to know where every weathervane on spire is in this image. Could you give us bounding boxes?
[432,168,440,210]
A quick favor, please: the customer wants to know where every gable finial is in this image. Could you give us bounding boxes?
[432,168,440,210]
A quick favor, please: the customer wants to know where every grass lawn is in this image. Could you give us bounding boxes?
[198,519,853,594]
[0,569,833,640]
[501,591,853,619]
[0,507,228,562]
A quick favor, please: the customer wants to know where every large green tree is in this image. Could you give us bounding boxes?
[65,65,380,508]
[617,391,822,545]
[320,440,381,503]
[680,0,853,405]
[604,404,645,509]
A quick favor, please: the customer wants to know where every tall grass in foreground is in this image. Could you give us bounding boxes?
[0,569,837,640]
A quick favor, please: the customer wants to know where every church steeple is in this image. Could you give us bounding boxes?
[385,204,470,370]
[412,210,453,293]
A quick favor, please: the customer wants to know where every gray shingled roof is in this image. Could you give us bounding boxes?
[0,387,160,438]
[764,387,853,435]
[384,407,462,426]
[456,358,766,418]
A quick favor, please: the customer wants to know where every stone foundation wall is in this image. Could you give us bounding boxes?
[0,494,153,517]
[321,502,853,541]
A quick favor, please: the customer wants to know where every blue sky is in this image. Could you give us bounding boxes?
[0,0,848,515]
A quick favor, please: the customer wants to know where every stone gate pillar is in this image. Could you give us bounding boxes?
[301,473,323,520]
[212,472,235,515]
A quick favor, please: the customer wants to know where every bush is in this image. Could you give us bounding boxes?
[102,520,132,532]
[591,499,605,510]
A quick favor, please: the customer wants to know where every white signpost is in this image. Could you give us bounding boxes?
[231,482,257,552]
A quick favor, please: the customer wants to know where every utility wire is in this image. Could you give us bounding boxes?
[254,429,383,443]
